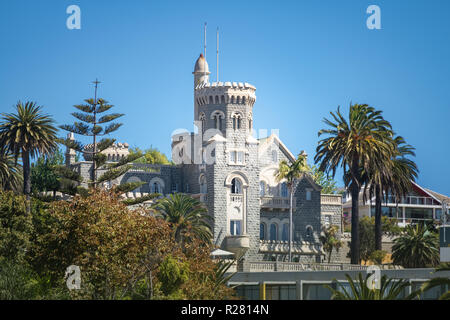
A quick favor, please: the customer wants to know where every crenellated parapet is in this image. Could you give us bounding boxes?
[194,81,256,107]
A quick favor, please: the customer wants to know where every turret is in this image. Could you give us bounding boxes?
[193,53,210,88]
[194,81,256,137]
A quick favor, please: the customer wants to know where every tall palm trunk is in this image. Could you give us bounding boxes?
[22,149,31,214]
[350,160,360,264]
[374,184,383,251]
[289,185,293,262]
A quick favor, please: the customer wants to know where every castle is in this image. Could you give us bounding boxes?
[66,53,343,263]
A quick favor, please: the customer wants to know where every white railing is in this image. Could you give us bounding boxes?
[260,196,296,209]
[244,261,402,272]
[374,195,436,206]
[321,194,342,205]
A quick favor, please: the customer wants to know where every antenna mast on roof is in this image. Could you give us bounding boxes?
[216,27,219,82]
[204,22,207,83]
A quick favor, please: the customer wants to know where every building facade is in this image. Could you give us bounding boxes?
[342,181,450,226]
[66,54,343,263]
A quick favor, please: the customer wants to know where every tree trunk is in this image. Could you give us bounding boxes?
[22,149,31,214]
[22,149,31,195]
[350,162,360,264]
[289,185,293,262]
[374,184,383,251]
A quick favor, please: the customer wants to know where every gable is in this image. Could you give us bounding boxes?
[258,134,296,166]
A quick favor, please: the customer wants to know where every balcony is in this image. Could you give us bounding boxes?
[260,196,295,210]
[229,194,243,203]
[378,195,438,206]
[259,240,323,255]
[224,235,250,257]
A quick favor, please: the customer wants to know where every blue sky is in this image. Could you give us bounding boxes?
[0,0,449,195]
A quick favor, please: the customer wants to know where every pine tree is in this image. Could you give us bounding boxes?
[56,80,157,205]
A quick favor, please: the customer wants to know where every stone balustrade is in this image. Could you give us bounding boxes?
[260,196,295,209]
[321,194,342,205]
[242,261,403,272]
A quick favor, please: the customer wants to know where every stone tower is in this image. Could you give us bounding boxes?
[65,132,76,167]
[192,54,261,261]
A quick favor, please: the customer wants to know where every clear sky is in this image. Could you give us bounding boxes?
[0,0,449,195]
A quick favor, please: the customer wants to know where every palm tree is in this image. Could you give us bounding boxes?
[275,152,308,262]
[367,135,418,251]
[391,223,440,268]
[0,102,57,201]
[315,104,394,264]
[0,149,22,192]
[154,193,212,244]
[325,273,419,300]
[419,264,450,300]
[320,225,343,263]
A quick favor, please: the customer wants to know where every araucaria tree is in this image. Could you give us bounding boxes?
[58,82,124,188]
[0,102,57,204]
[315,104,394,264]
[57,82,152,204]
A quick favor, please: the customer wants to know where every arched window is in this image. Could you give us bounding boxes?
[282,223,289,241]
[199,175,207,194]
[211,111,224,130]
[232,113,242,130]
[231,178,242,194]
[260,181,266,196]
[215,96,219,104]
[152,182,162,194]
[270,223,278,241]
[260,223,266,240]
[199,112,206,133]
[306,226,313,239]
[281,182,288,197]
